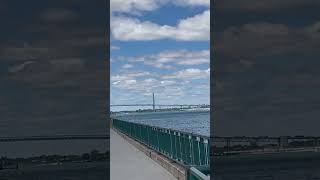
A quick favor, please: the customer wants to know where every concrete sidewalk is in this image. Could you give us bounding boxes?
[110,129,177,180]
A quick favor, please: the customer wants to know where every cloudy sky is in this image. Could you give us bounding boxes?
[110,0,210,110]
[0,0,107,137]
[0,0,108,157]
[213,0,320,136]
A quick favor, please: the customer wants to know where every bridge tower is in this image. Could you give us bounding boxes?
[153,93,155,111]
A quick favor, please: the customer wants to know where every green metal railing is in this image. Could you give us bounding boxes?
[188,167,210,180]
[112,118,210,179]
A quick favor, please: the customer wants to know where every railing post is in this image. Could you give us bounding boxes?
[147,127,150,146]
[170,130,173,158]
[178,132,182,161]
[197,137,201,165]
[157,128,160,152]
[174,132,178,159]
[204,138,209,166]
[190,135,194,164]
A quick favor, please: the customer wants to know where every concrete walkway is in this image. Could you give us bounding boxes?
[110,129,177,180]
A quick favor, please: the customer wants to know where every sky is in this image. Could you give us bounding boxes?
[110,0,210,111]
[213,0,320,136]
[0,0,108,157]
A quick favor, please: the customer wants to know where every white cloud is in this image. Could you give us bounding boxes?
[111,46,120,50]
[112,75,185,98]
[111,71,177,93]
[162,68,210,80]
[160,80,176,86]
[174,0,209,7]
[124,79,137,85]
[1,46,52,60]
[49,58,85,72]
[110,0,209,14]
[177,58,209,65]
[111,69,210,105]
[122,64,134,69]
[216,22,320,58]
[111,10,210,41]
[111,72,152,81]
[145,63,173,70]
[119,49,209,69]
[216,0,320,12]
[42,8,77,22]
[156,50,209,63]
[110,0,166,14]
[8,61,35,73]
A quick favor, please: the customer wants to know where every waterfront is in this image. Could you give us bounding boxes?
[111,110,210,136]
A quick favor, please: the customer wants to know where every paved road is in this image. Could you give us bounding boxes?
[110,129,177,180]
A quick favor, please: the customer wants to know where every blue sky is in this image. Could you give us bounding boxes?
[110,0,210,111]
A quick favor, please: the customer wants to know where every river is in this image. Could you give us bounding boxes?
[0,161,108,180]
[112,110,210,136]
[213,151,320,179]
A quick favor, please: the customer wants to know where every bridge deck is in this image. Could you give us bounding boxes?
[110,129,177,180]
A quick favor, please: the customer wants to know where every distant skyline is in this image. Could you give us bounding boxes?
[110,0,210,111]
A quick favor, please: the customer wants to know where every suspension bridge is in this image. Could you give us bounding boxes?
[111,93,210,111]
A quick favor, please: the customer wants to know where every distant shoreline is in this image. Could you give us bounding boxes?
[0,150,109,170]
[111,108,210,114]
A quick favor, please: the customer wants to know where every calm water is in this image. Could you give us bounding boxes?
[0,162,108,180]
[112,110,210,136]
[0,140,108,158]
[213,152,320,180]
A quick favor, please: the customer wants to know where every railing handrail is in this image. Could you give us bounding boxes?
[111,118,209,139]
[189,167,210,180]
